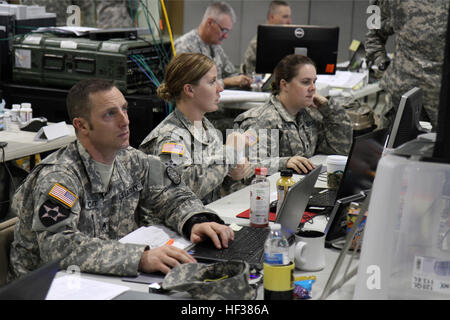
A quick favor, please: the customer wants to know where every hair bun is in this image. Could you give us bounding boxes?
[157,82,172,101]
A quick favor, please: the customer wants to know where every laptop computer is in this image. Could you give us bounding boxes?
[0,260,59,300]
[307,128,388,208]
[188,165,321,268]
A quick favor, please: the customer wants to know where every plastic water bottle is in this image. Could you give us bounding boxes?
[263,223,294,300]
[264,223,290,265]
[250,167,270,228]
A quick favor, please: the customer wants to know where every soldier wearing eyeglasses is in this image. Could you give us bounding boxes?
[174,1,252,89]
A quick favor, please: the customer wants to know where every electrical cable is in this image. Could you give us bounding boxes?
[159,0,176,57]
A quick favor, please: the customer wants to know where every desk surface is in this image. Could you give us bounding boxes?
[49,154,357,300]
[0,123,76,162]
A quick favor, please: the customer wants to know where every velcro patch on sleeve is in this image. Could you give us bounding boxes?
[39,200,70,227]
[48,183,78,208]
[161,143,185,155]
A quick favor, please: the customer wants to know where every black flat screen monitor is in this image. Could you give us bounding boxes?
[324,128,388,245]
[255,24,339,74]
[386,87,425,149]
[433,4,450,162]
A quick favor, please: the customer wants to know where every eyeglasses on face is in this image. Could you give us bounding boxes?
[212,20,230,35]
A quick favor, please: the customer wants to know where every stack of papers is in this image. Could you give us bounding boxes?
[316,71,367,91]
[119,224,192,250]
[46,275,129,300]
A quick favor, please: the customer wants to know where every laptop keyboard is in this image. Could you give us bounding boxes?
[191,226,270,266]
[308,188,337,207]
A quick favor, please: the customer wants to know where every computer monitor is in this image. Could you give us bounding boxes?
[433,5,450,162]
[255,24,339,75]
[386,87,426,149]
[325,128,388,245]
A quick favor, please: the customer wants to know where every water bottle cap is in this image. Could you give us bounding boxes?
[255,167,268,176]
[271,223,281,230]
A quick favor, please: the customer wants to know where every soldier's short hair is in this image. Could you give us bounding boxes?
[202,1,236,23]
[67,78,116,123]
[267,0,290,19]
[272,54,316,95]
[157,53,215,102]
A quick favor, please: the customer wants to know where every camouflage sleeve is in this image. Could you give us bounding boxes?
[148,135,230,202]
[365,0,394,65]
[136,155,219,235]
[237,117,290,175]
[315,98,353,156]
[31,171,147,277]
[243,36,257,74]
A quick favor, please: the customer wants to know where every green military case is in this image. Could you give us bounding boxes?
[12,33,170,94]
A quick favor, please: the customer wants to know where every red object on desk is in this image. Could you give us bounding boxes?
[236,209,317,224]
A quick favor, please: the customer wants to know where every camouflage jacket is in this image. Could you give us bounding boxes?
[365,0,449,127]
[8,140,217,280]
[140,109,240,204]
[174,29,237,81]
[22,0,134,28]
[234,95,353,174]
[243,35,257,74]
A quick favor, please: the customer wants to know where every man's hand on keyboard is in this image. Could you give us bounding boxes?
[190,222,235,250]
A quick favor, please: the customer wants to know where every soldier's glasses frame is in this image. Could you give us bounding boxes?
[212,20,230,35]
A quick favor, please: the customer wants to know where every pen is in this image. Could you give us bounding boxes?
[165,238,174,246]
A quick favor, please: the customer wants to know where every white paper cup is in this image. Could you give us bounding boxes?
[326,155,347,189]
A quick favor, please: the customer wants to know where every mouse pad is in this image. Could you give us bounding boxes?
[236,209,318,224]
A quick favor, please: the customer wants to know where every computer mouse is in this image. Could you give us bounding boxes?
[19,117,48,132]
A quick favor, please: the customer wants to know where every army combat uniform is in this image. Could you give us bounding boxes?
[234,95,353,174]
[140,108,240,205]
[21,0,134,28]
[174,29,237,82]
[365,0,449,130]
[243,35,258,74]
[8,140,219,280]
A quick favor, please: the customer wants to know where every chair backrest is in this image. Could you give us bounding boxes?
[0,217,18,287]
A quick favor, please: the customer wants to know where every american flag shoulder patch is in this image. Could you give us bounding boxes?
[48,183,78,208]
[161,143,185,155]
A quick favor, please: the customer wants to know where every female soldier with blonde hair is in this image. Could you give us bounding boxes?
[140,53,252,204]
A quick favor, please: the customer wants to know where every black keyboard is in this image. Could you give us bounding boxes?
[308,188,337,207]
[190,226,270,267]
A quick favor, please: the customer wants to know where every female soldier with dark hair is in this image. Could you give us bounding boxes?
[234,54,353,174]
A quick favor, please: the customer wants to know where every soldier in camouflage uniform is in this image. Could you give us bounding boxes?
[140,53,252,205]
[243,1,292,74]
[234,54,353,175]
[365,0,449,130]
[8,79,234,281]
[21,0,134,28]
[174,1,251,89]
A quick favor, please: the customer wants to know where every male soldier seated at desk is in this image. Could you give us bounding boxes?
[7,79,234,281]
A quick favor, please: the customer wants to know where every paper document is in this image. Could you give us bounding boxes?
[46,275,129,300]
[219,90,270,103]
[316,71,367,90]
[119,224,192,250]
[34,121,71,141]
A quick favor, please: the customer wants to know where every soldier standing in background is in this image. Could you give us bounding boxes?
[365,0,449,130]
[243,0,292,74]
[8,79,234,281]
